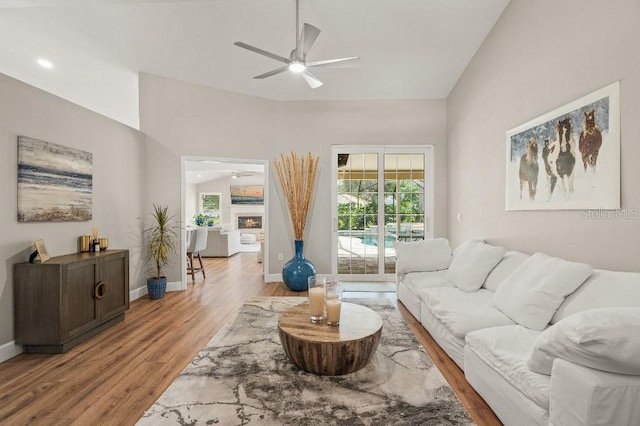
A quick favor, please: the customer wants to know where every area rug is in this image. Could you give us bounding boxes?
[340,281,397,293]
[137,297,473,425]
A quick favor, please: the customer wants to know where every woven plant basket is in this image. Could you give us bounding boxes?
[147,277,167,300]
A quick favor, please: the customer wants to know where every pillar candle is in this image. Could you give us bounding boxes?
[309,287,325,316]
[326,298,342,324]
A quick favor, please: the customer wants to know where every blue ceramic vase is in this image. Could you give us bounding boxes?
[282,240,316,292]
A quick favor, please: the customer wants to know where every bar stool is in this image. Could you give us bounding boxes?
[186,227,208,282]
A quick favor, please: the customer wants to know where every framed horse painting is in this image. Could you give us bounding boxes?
[505,81,620,211]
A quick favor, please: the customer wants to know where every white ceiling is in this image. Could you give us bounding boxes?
[185,159,264,184]
[0,0,510,129]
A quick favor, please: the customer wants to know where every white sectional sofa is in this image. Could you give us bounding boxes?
[396,239,640,426]
[200,226,242,257]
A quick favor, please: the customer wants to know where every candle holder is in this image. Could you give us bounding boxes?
[307,276,326,324]
[98,238,109,251]
[325,281,343,326]
[79,235,91,253]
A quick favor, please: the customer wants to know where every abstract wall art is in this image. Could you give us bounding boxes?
[18,136,93,222]
[230,184,264,205]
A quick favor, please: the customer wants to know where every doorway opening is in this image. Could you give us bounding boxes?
[181,157,269,288]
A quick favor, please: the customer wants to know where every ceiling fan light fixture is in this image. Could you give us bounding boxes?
[288,61,305,73]
[234,0,358,88]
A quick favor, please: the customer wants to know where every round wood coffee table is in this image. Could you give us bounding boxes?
[278,302,383,376]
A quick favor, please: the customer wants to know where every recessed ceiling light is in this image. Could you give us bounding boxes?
[37,58,53,69]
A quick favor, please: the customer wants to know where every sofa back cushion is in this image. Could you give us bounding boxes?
[551,269,640,324]
[445,241,506,292]
[483,250,530,292]
[492,253,593,330]
[395,238,452,274]
[528,307,640,375]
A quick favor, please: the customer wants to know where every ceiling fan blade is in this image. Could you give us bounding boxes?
[306,56,360,68]
[254,66,289,79]
[301,70,323,89]
[234,42,290,64]
[297,23,321,59]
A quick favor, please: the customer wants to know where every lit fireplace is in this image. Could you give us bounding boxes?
[237,215,263,230]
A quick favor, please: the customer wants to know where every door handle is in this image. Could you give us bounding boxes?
[94,281,109,299]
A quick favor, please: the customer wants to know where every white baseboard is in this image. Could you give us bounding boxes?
[130,281,184,301]
[0,340,23,363]
[166,281,183,292]
[265,274,282,283]
[130,285,147,301]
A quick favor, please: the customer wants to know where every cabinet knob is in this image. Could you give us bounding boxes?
[94,281,109,299]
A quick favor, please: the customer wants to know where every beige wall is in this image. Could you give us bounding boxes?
[447,0,640,271]
[275,99,448,275]
[139,73,448,276]
[0,73,146,351]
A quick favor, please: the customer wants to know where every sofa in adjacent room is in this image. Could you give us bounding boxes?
[396,238,640,426]
[199,225,242,257]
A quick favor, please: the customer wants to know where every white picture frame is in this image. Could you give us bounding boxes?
[505,81,620,211]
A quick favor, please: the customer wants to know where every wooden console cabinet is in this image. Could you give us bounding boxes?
[14,249,129,353]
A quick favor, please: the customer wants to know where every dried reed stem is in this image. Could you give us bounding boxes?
[274,152,319,240]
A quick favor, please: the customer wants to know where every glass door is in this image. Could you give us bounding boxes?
[332,146,433,281]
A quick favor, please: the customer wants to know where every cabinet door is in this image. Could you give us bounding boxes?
[98,252,129,321]
[65,260,99,338]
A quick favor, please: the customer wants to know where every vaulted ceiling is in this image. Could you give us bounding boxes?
[0,0,510,128]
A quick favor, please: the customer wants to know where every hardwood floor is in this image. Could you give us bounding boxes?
[0,253,500,425]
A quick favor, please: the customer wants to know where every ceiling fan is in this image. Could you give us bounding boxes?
[231,171,255,179]
[234,0,359,89]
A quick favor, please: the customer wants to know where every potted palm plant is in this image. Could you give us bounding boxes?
[144,204,178,299]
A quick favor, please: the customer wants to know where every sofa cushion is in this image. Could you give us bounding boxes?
[395,238,452,274]
[444,241,506,292]
[549,358,640,426]
[482,251,530,292]
[552,269,640,324]
[402,271,451,293]
[466,325,550,410]
[420,287,514,339]
[528,307,640,376]
[492,253,593,330]
[398,271,451,320]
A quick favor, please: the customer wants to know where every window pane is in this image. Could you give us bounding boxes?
[202,194,219,210]
[200,193,221,224]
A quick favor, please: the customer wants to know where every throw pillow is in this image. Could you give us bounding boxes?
[444,241,506,292]
[395,238,452,274]
[492,253,593,330]
[528,307,640,375]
